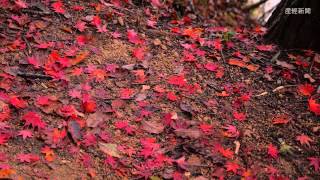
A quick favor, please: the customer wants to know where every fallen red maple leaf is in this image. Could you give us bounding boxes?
[120,88,135,99]
[17,153,40,163]
[132,47,145,61]
[18,130,33,140]
[308,98,320,115]
[225,161,240,174]
[22,112,46,129]
[82,100,97,113]
[127,29,144,45]
[15,0,28,8]
[182,28,202,40]
[9,96,27,109]
[41,146,55,162]
[75,21,87,32]
[267,144,278,159]
[199,123,213,134]
[223,125,239,138]
[166,92,178,101]
[272,114,290,125]
[213,39,223,51]
[0,133,10,145]
[296,134,313,147]
[51,1,66,14]
[150,0,162,8]
[27,56,40,69]
[256,44,274,51]
[204,62,218,72]
[218,147,234,159]
[298,84,315,96]
[167,75,186,87]
[308,157,320,172]
[92,16,102,27]
[233,111,246,121]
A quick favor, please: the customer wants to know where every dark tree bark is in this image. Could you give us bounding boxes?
[265,0,320,52]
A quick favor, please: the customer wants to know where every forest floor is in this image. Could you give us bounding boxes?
[0,1,319,179]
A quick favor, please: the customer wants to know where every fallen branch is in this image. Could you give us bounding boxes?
[17,72,52,80]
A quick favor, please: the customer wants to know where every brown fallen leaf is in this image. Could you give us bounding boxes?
[72,51,90,65]
[87,111,108,128]
[276,60,296,69]
[142,120,164,134]
[228,59,259,72]
[175,128,202,139]
[187,154,201,166]
[99,142,122,158]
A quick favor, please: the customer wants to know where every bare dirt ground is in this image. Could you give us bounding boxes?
[0,0,319,179]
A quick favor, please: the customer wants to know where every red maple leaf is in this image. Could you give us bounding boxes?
[58,105,77,117]
[17,153,40,163]
[204,62,218,72]
[0,133,10,145]
[51,1,66,14]
[150,0,162,8]
[298,84,315,96]
[132,47,145,61]
[120,88,135,99]
[41,146,55,162]
[82,100,97,113]
[308,98,320,115]
[133,70,146,83]
[182,51,196,62]
[92,16,102,27]
[91,69,107,82]
[127,29,144,44]
[69,89,81,99]
[256,44,274,51]
[267,144,278,159]
[36,96,51,106]
[27,56,40,69]
[225,161,240,174]
[76,35,87,46]
[75,21,87,32]
[272,114,290,124]
[46,128,67,145]
[218,147,234,159]
[199,123,213,134]
[308,157,320,172]
[213,39,223,51]
[223,125,240,138]
[167,75,186,87]
[15,0,28,8]
[233,111,246,121]
[9,96,27,109]
[36,41,54,49]
[182,28,202,39]
[18,130,33,140]
[22,111,46,129]
[166,92,178,101]
[147,20,157,28]
[296,134,313,147]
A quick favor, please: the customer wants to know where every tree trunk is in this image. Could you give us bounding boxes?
[265,0,320,52]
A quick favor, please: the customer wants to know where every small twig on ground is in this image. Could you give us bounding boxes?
[17,72,52,80]
[255,85,297,97]
[22,35,32,55]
